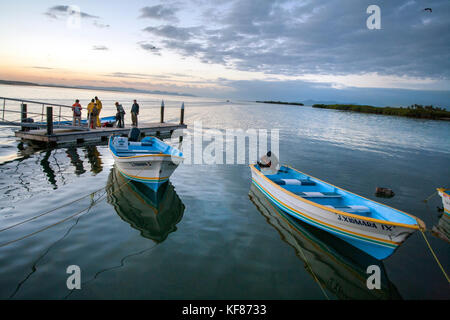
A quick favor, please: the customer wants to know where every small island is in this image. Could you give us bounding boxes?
[256,100,304,106]
[312,104,450,120]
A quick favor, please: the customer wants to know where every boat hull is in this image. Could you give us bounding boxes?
[250,165,420,260]
[113,154,180,191]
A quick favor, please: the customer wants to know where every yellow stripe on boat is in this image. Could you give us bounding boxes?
[112,154,183,160]
[120,172,170,181]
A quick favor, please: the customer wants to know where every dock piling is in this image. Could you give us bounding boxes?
[180,102,185,125]
[21,103,27,131]
[160,100,165,123]
[46,106,53,136]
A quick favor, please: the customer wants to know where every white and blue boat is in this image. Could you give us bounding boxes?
[109,135,183,190]
[250,164,426,260]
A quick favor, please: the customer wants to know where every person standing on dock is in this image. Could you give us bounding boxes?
[95,96,103,127]
[115,102,125,128]
[131,100,139,127]
[87,99,98,129]
[72,99,82,126]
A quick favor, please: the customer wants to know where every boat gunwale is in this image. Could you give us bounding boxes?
[250,164,422,230]
[437,187,450,195]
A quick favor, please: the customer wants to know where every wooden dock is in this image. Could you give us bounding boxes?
[2,96,187,146]
[15,122,187,145]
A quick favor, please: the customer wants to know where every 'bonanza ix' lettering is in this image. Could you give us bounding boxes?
[337,215,377,228]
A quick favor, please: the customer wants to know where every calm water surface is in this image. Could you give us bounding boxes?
[0,84,449,299]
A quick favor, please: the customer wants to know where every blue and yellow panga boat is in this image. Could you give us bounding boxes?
[109,135,183,190]
[250,164,426,260]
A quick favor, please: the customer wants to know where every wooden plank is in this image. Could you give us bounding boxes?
[14,122,187,145]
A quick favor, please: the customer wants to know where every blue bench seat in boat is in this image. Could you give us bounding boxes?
[296,192,342,198]
[273,178,316,186]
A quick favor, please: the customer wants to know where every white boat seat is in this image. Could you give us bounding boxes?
[298,192,342,198]
[273,178,316,186]
[325,205,371,214]
[128,141,154,147]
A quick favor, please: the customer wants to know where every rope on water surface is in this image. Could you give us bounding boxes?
[420,229,449,283]
[0,185,108,233]
[423,191,437,203]
[0,167,138,248]
[296,243,331,300]
[0,191,104,248]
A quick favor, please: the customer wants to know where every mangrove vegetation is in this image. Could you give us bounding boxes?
[256,100,304,106]
[312,104,450,120]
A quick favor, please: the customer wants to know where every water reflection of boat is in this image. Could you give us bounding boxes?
[106,167,185,242]
[249,184,402,300]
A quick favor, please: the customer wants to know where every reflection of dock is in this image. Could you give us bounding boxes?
[249,184,402,300]
[15,123,186,145]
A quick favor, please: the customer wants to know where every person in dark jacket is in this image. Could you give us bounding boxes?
[115,102,125,128]
[131,100,139,127]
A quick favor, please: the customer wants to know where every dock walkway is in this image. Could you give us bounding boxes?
[15,122,187,145]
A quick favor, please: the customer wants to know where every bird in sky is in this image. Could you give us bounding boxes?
[424,8,432,12]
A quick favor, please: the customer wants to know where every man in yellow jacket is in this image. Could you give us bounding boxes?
[87,99,98,129]
[95,96,102,127]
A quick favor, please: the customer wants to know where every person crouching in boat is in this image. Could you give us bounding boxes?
[72,99,82,126]
[257,151,280,174]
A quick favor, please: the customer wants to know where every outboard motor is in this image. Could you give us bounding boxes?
[128,127,141,142]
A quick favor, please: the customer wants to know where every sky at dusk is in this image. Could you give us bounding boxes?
[0,0,449,106]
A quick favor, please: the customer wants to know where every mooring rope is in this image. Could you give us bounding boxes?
[423,191,437,203]
[0,185,107,233]
[0,166,138,249]
[0,188,107,249]
[420,229,449,283]
[296,240,331,300]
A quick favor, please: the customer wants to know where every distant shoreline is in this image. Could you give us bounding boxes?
[312,104,450,121]
[256,100,304,106]
[0,79,196,98]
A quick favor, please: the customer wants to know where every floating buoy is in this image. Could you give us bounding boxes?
[375,187,395,198]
